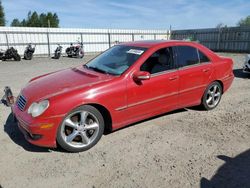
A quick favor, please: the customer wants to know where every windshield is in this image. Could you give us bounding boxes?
[85,45,147,75]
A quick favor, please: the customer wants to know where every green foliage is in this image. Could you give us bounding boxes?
[216,23,227,29]
[0,0,5,26]
[10,11,60,27]
[10,19,21,27]
[237,15,250,27]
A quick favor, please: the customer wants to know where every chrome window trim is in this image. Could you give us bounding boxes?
[150,68,178,78]
[178,61,212,70]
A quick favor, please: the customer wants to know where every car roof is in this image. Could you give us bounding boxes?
[119,40,220,61]
[120,40,196,48]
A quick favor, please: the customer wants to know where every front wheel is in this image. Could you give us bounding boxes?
[78,50,84,58]
[57,105,104,152]
[201,81,222,110]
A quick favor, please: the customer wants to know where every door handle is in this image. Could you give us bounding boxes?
[169,76,179,81]
[203,68,211,73]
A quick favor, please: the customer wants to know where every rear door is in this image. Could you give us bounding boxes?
[176,46,212,108]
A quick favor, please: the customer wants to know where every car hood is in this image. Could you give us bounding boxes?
[21,66,114,103]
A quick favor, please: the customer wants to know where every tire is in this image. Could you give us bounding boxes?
[14,54,21,61]
[66,48,72,57]
[77,50,84,58]
[24,52,32,60]
[57,105,105,152]
[201,81,222,110]
[11,112,18,123]
[54,53,61,59]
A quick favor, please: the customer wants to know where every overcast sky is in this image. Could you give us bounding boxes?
[2,0,250,29]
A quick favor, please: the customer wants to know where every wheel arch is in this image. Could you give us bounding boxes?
[204,80,224,97]
[201,80,224,110]
[214,80,224,94]
[86,103,113,134]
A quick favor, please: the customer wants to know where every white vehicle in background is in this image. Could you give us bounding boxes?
[243,54,250,74]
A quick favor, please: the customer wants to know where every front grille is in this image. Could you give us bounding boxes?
[17,95,27,111]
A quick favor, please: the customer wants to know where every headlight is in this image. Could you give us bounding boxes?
[28,100,49,117]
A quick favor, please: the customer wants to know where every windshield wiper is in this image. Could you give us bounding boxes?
[83,64,89,69]
[85,65,111,75]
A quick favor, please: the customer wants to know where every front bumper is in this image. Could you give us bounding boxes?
[12,103,64,148]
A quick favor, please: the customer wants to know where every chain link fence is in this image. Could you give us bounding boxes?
[1,26,249,55]
[171,26,250,53]
[0,27,170,56]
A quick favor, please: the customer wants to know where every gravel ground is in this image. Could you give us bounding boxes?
[0,53,250,188]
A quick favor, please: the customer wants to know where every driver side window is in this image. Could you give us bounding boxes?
[140,47,175,74]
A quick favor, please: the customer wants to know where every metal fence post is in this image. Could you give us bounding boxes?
[47,31,51,57]
[80,33,83,43]
[5,32,9,49]
[108,32,111,48]
[154,34,156,40]
[217,28,221,51]
[247,29,250,53]
[132,33,134,41]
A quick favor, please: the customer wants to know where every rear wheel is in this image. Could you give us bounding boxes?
[24,52,32,60]
[14,54,21,61]
[201,81,222,110]
[57,105,104,152]
[54,53,61,59]
[66,48,72,57]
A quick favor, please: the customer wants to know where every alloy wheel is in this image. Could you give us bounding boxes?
[60,110,100,148]
[205,84,221,108]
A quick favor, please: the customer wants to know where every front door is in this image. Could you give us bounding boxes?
[126,47,179,122]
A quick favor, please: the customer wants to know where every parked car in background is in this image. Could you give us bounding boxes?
[243,54,250,74]
[10,40,234,152]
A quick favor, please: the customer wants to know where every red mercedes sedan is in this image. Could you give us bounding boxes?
[12,40,234,152]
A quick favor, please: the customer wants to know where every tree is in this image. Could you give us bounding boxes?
[10,11,60,27]
[45,12,59,27]
[52,13,59,27]
[0,0,5,26]
[39,13,47,27]
[11,19,21,26]
[216,23,227,29]
[27,12,40,27]
[237,16,250,27]
[216,23,223,28]
[21,19,26,26]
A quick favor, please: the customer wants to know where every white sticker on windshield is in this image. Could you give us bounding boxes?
[126,49,144,55]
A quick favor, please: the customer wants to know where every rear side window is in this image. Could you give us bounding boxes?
[198,50,210,63]
[176,46,199,67]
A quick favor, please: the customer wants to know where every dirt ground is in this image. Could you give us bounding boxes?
[0,53,250,188]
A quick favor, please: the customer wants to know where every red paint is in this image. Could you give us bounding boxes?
[12,41,234,148]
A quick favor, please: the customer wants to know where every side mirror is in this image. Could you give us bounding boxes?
[133,71,150,82]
